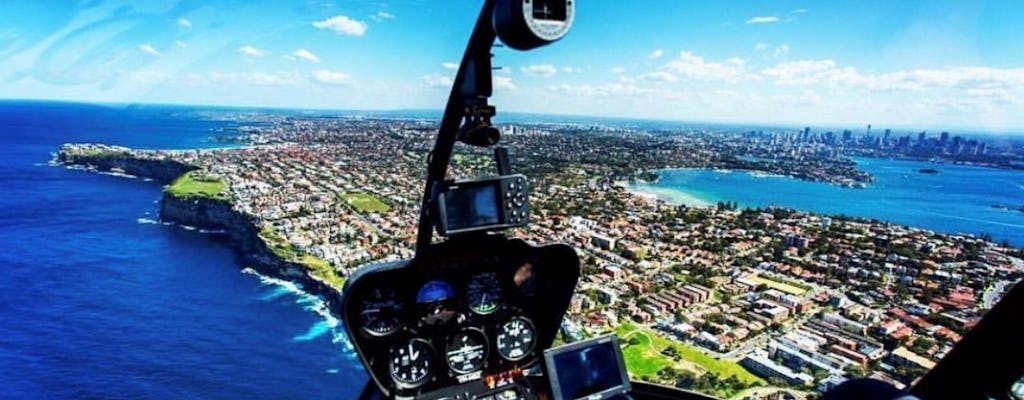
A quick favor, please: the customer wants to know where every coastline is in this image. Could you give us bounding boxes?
[56,144,344,310]
[627,181,714,208]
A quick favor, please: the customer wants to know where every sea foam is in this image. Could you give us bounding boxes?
[243,269,355,354]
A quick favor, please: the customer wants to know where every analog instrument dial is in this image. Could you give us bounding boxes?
[445,328,489,374]
[389,338,434,388]
[360,287,403,336]
[467,272,502,315]
[496,316,536,361]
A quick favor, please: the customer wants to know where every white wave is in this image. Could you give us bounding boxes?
[180,225,198,231]
[32,162,49,167]
[162,221,175,226]
[326,369,339,374]
[137,217,159,225]
[143,178,153,182]
[243,269,354,353]
[98,171,139,179]
[293,320,333,341]
[198,228,227,235]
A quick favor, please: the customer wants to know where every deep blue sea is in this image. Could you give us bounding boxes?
[632,158,1024,246]
[0,101,364,399]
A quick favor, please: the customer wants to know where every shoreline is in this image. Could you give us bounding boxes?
[57,145,344,311]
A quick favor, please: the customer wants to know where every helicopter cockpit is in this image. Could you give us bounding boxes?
[337,2,1024,400]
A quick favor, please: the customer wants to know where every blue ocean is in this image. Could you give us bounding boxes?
[0,101,364,399]
[632,158,1024,246]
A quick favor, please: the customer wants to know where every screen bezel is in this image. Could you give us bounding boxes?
[543,334,631,400]
[435,177,509,235]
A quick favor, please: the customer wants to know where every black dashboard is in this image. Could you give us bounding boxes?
[338,237,580,399]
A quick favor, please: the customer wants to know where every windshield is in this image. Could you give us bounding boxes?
[2,1,1023,400]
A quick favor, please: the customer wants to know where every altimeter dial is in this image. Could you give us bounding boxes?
[389,338,434,388]
[496,316,536,361]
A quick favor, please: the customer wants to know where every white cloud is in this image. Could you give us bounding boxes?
[287,48,320,63]
[174,41,187,48]
[759,59,1024,96]
[792,9,809,14]
[648,49,664,60]
[138,44,160,57]
[548,83,664,98]
[423,73,453,88]
[310,69,350,85]
[611,66,626,74]
[773,44,790,58]
[660,51,757,82]
[754,43,770,51]
[313,15,368,36]
[176,18,191,29]
[494,76,516,91]
[442,62,459,70]
[562,66,581,73]
[745,16,780,24]
[238,45,268,58]
[521,64,558,78]
[638,71,678,83]
[373,11,395,21]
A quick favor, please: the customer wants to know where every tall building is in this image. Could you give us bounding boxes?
[883,129,891,147]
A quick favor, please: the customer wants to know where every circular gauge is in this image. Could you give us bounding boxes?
[360,287,404,337]
[417,279,457,326]
[467,272,502,315]
[445,328,489,374]
[495,316,536,361]
[389,338,435,389]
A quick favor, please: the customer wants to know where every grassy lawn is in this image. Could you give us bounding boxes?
[337,192,390,213]
[301,254,345,288]
[614,322,765,386]
[617,328,674,379]
[747,275,809,296]
[166,172,228,200]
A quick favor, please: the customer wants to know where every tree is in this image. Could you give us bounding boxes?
[847,365,869,379]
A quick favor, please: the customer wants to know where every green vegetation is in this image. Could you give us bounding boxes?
[337,192,390,213]
[166,172,228,200]
[301,254,345,288]
[260,225,343,288]
[613,323,764,398]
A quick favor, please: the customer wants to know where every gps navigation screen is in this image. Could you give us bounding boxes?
[546,335,630,400]
[444,184,500,230]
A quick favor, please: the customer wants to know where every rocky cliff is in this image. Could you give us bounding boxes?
[159,193,343,307]
[57,146,197,183]
[58,144,343,308]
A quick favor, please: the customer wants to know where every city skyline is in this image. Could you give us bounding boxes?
[3,1,1024,130]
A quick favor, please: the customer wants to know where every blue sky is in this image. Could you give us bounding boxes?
[2,0,1024,130]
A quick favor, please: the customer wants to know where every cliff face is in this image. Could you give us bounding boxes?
[59,145,344,307]
[159,193,343,306]
[58,151,195,183]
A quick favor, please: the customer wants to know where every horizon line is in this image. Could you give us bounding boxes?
[2,97,1022,136]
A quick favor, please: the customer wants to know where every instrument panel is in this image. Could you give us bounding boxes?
[339,237,580,399]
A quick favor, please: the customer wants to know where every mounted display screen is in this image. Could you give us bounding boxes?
[435,174,529,236]
[443,184,500,230]
[545,334,630,400]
